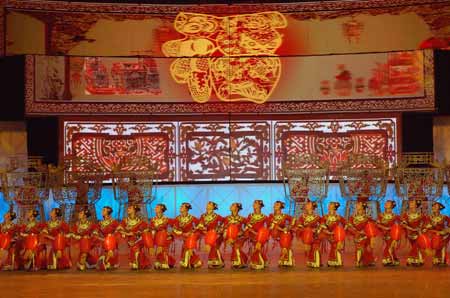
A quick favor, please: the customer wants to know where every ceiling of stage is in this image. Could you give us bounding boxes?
[47,0,340,3]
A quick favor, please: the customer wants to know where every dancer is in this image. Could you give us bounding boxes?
[173,202,202,269]
[0,211,19,270]
[425,202,449,266]
[321,202,346,267]
[197,201,224,268]
[246,200,269,270]
[268,200,295,267]
[70,207,98,270]
[347,202,375,267]
[150,203,175,270]
[377,200,400,266]
[297,201,322,268]
[401,200,427,266]
[19,210,46,271]
[95,206,120,271]
[223,202,248,269]
[42,208,71,270]
[117,205,150,270]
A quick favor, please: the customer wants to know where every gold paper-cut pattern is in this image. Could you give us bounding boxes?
[162,12,287,104]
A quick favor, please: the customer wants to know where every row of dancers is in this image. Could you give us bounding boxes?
[0,199,448,271]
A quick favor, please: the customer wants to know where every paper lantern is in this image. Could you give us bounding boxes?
[364,222,379,238]
[431,234,442,250]
[226,224,239,241]
[333,225,346,242]
[205,230,218,247]
[79,238,91,253]
[417,233,431,250]
[141,231,154,249]
[184,234,198,249]
[24,234,39,251]
[53,233,66,251]
[279,232,292,248]
[0,233,11,250]
[155,230,169,247]
[103,234,117,251]
[302,227,314,245]
[390,224,402,241]
[256,227,270,245]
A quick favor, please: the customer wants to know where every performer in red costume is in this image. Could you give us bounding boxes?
[19,209,47,271]
[117,205,150,270]
[424,202,449,266]
[173,202,202,269]
[246,200,269,270]
[95,206,120,271]
[0,211,19,270]
[321,202,346,267]
[347,202,375,267]
[401,200,426,266]
[149,203,175,270]
[223,202,247,269]
[268,201,294,267]
[42,208,71,270]
[297,201,322,268]
[377,200,400,266]
[70,207,98,270]
[197,201,224,268]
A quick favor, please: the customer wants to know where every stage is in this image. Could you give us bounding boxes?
[1,266,449,298]
[1,237,449,298]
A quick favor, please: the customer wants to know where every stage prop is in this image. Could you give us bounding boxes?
[0,156,49,222]
[63,117,398,182]
[394,152,445,213]
[49,156,103,223]
[337,154,388,219]
[110,156,157,220]
[25,50,434,114]
[282,154,329,216]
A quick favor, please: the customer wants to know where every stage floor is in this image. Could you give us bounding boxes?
[0,266,449,298]
[0,239,448,298]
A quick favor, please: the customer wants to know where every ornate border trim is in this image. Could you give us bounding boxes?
[5,0,447,14]
[25,50,435,115]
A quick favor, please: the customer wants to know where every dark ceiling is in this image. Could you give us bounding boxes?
[49,0,340,4]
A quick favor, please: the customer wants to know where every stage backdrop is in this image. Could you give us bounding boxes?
[26,50,435,114]
[3,0,450,57]
[63,115,399,182]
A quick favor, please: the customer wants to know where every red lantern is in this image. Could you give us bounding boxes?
[53,233,66,251]
[103,234,117,251]
[279,232,292,248]
[417,233,431,250]
[256,227,270,245]
[226,224,239,241]
[24,234,39,251]
[431,234,442,250]
[364,222,379,238]
[79,238,91,253]
[141,231,154,249]
[390,224,402,241]
[184,234,198,249]
[333,225,346,242]
[0,233,11,249]
[155,230,169,247]
[205,230,218,247]
[302,227,314,245]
